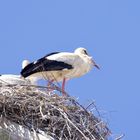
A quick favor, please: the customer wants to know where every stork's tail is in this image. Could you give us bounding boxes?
[22,60,30,69]
[21,60,38,85]
[20,59,30,78]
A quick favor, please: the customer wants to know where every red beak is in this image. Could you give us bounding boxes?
[92,60,100,69]
[94,64,100,69]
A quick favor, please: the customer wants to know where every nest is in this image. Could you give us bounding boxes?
[0,83,110,140]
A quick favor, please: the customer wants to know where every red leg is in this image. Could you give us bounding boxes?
[62,78,66,95]
[47,79,54,92]
[48,79,54,86]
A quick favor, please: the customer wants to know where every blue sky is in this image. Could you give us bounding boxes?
[0,0,140,139]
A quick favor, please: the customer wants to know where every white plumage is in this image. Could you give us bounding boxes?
[21,48,99,93]
[0,60,36,85]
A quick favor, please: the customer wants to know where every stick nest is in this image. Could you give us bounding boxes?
[0,84,110,140]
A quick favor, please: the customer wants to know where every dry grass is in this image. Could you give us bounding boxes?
[0,83,110,140]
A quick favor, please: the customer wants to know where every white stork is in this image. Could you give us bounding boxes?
[21,48,99,95]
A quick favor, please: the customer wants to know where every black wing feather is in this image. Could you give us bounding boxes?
[44,52,60,57]
[21,57,73,78]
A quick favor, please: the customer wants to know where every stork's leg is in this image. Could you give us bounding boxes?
[62,78,66,96]
[48,79,54,86]
[47,79,54,92]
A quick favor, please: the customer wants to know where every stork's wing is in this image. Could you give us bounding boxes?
[46,52,81,65]
[20,56,73,78]
[44,52,60,57]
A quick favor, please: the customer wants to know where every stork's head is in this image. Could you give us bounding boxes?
[74,47,100,69]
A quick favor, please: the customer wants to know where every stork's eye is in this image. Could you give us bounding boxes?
[83,50,88,55]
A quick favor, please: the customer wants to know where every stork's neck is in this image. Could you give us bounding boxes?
[78,54,93,70]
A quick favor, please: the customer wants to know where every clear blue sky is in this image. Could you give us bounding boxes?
[0,1,139,139]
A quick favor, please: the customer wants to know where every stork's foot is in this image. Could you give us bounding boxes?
[61,89,67,96]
